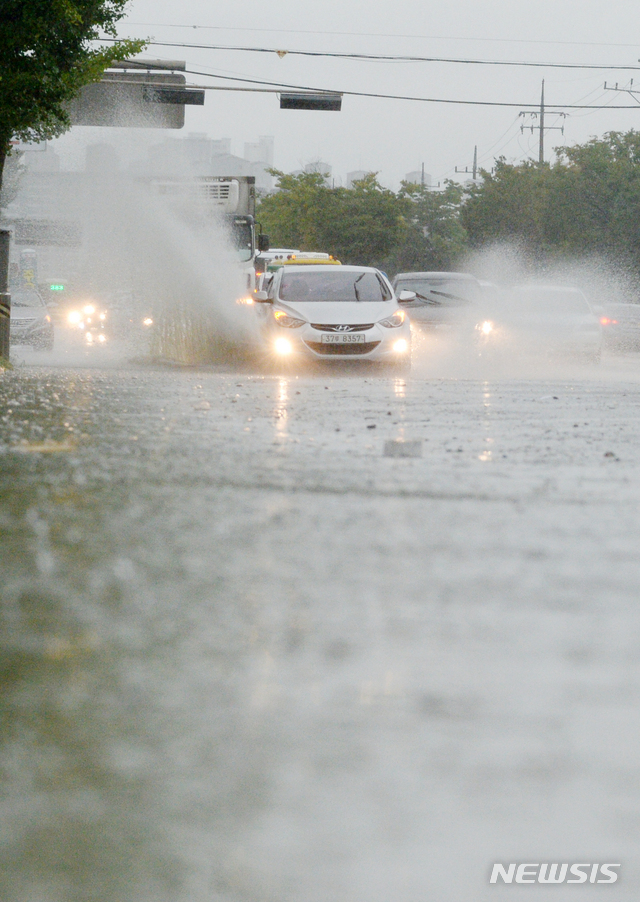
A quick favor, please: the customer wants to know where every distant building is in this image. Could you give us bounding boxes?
[130,134,275,192]
[346,170,368,188]
[243,136,274,168]
[405,169,432,187]
[304,161,331,182]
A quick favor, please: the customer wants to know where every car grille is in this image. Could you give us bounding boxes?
[310,323,374,332]
[305,340,381,355]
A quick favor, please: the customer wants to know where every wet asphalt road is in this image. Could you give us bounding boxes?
[2,341,640,901]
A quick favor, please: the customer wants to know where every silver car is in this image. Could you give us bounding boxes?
[9,287,54,350]
[477,284,603,363]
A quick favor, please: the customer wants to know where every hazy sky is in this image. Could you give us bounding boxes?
[63,0,640,187]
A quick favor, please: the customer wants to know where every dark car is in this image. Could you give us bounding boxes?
[10,287,54,350]
[391,271,483,329]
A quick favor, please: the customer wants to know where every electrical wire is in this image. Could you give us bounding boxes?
[100,37,640,71]
[178,67,640,110]
[110,57,640,110]
[120,22,640,51]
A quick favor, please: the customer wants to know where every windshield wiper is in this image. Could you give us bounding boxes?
[412,291,441,305]
[353,272,366,301]
[430,289,470,304]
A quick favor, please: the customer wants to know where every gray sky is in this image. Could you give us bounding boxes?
[70,0,640,187]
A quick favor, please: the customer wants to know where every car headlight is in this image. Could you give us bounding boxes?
[273,310,306,328]
[67,310,82,325]
[476,320,495,335]
[379,310,406,328]
[274,337,293,355]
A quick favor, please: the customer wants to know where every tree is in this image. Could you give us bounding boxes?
[461,157,555,259]
[386,179,468,274]
[257,170,405,267]
[0,1,144,198]
[324,174,404,268]
[255,170,330,250]
[460,132,640,277]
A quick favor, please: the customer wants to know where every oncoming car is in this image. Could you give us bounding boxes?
[391,271,483,329]
[254,265,414,369]
[65,301,109,346]
[477,284,603,363]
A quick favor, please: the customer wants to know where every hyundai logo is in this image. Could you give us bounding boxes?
[335,324,352,332]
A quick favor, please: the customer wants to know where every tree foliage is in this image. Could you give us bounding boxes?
[388,179,468,273]
[257,170,464,273]
[461,131,640,274]
[257,170,404,268]
[0,1,143,194]
[260,130,640,279]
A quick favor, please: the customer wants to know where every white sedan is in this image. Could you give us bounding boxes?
[254,265,414,369]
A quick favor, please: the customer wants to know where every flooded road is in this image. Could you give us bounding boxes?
[2,350,640,901]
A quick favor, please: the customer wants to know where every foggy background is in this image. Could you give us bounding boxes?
[47,0,640,187]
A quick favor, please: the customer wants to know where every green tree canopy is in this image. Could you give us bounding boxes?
[387,179,468,273]
[0,1,143,194]
[461,131,640,275]
[257,170,405,268]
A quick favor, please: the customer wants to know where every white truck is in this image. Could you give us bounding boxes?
[151,175,269,294]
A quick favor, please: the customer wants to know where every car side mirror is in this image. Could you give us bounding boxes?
[397,290,416,304]
[254,290,272,303]
[258,234,270,252]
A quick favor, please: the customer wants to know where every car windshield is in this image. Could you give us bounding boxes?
[394,278,480,306]
[280,270,391,302]
[511,288,591,315]
[11,290,44,308]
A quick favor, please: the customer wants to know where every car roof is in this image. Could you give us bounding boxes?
[278,264,379,274]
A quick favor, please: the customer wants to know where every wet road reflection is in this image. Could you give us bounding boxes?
[3,361,640,900]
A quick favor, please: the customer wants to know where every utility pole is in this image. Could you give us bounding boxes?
[519,80,566,165]
[539,80,545,165]
[603,79,639,102]
[0,231,10,361]
[455,145,479,180]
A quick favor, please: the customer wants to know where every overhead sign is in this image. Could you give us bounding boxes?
[67,62,204,129]
[10,219,82,248]
[279,93,343,111]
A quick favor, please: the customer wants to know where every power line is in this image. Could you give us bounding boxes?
[178,68,640,109]
[100,38,640,71]
[120,22,640,51]
[113,58,640,109]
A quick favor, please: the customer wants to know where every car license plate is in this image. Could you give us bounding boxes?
[320,333,365,344]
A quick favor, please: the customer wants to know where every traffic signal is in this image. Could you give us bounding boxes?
[279,93,342,111]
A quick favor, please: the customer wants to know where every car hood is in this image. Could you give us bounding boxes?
[274,300,399,325]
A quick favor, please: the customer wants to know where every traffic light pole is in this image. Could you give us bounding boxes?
[0,230,10,361]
